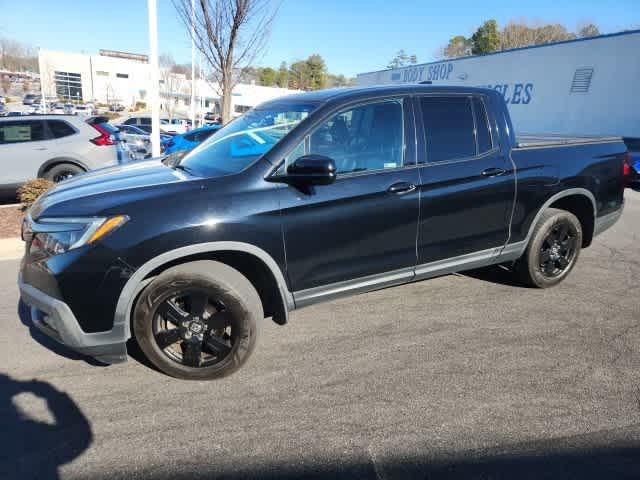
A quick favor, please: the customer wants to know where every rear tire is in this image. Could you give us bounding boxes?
[515,208,583,288]
[133,260,263,380]
[44,163,84,183]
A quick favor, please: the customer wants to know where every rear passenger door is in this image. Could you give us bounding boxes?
[414,94,515,266]
[0,119,49,184]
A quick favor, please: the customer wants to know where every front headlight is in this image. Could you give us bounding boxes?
[28,215,128,257]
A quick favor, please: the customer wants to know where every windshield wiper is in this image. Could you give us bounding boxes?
[173,164,195,175]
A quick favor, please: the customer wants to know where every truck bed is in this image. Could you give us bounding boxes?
[515,133,621,149]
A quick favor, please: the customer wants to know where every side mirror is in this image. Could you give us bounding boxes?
[278,154,336,186]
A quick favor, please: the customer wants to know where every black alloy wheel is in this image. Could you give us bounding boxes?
[515,207,583,288]
[152,288,235,368]
[538,221,579,278]
[133,260,262,380]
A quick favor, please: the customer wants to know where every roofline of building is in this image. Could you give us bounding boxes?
[357,28,640,77]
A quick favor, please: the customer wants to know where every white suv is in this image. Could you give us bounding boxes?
[0,115,124,192]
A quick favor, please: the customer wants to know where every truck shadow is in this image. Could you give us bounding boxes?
[17,299,106,367]
[129,440,640,479]
[0,373,93,480]
[460,265,529,288]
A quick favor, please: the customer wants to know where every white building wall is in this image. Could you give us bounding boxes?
[357,31,640,138]
[38,49,301,115]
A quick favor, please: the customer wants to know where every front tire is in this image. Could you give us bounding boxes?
[133,260,263,380]
[515,208,583,288]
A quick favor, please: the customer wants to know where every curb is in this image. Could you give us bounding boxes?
[0,237,23,260]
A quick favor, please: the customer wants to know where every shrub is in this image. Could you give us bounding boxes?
[17,178,55,209]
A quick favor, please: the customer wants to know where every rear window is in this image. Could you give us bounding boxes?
[420,96,476,162]
[0,120,47,144]
[96,122,119,135]
[47,120,76,139]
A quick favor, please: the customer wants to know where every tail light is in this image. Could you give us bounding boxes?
[623,152,632,188]
[90,123,115,146]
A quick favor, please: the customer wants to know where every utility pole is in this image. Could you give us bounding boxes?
[190,0,196,128]
[148,0,161,157]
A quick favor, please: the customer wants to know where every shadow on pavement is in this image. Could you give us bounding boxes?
[17,299,106,367]
[0,373,93,480]
[461,264,528,288]
[102,440,640,480]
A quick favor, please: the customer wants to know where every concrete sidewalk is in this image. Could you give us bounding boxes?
[0,237,23,260]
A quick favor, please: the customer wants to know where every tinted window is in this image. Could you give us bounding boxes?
[420,96,475,162]
[473,97,492,153]
[305,99,404,174]
[47,120,76,139]
[183,131,197,142]
[194,130,216,142]
[123,118,136,125]
[0,120,47,144]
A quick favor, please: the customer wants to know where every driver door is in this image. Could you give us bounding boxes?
[279,97,420,304]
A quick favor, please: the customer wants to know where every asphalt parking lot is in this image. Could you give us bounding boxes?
[2,192,639,480]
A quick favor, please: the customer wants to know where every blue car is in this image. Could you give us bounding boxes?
[624,139,640,190]
[164,125,222,155]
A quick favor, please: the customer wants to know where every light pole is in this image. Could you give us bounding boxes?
[190,0,196,128]
[147,0,161,157]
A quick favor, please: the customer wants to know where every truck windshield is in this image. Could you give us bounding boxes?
[178,103,317,177]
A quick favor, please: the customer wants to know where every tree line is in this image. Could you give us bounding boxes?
[0,37,38,72]
[439,19,602,58]
[243,55,354,90]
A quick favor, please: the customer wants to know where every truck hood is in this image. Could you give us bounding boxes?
[30,160,194,219]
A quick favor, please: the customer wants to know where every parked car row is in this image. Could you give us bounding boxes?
[122,116,192,135]
[0,114,132,194]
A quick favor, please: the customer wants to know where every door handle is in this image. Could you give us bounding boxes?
[34,147,47,151]
[387,181,416,194]
[481,167,506,177]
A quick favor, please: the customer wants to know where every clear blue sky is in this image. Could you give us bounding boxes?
[1,0,638,76]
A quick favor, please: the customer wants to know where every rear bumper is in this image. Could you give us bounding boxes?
[19,275,128,364]
[594,202,624,237]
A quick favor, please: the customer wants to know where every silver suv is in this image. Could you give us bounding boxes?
[0,115,124,192]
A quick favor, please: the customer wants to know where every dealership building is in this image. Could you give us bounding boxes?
[357,30,640,139]
[37,48,298,116]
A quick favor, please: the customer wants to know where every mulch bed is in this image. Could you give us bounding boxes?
[0,205,25,239]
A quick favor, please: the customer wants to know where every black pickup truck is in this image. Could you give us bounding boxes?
[19,85,631,380]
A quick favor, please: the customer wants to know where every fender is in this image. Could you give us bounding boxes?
[113,241,295,339]
[505,188,597,259]
[37,157,89,178]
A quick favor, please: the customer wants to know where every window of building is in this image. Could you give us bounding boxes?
[234,105,251,114]
[96,71,109,76]
[47,120,76,139]
[419,96,475,162]
[54,71,83,101]
[0,120,47,144]
[472,97,493,154]
[116,73,129,79]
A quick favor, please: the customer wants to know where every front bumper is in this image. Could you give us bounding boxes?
[19,275,128,364]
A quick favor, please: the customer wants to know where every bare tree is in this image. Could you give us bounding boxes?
[159,53,187,121]
[577,22,600,38]
[1,76,10,95]
[173,0,278,123]
[500,19,575,50]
